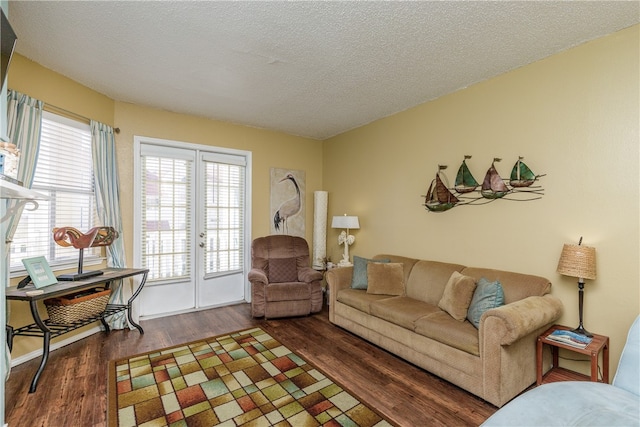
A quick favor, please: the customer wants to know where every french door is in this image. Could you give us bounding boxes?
[134,137,251,318]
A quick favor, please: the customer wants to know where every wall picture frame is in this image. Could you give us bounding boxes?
[22,256,58,288]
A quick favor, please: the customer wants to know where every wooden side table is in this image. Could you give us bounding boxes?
[537,324,609,385]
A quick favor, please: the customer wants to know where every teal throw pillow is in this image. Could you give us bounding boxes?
[466,277,505,329]
[351,256,390,289]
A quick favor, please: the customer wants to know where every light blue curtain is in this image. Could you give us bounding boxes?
[3,90,43,381]
[90,121,128,329]
[4,90,43,253]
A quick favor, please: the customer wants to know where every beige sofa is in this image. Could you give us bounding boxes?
[326,254,563,407]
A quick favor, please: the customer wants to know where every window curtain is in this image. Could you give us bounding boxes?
[4,90,43,254]
[3,90,43,381]
[90,121,129,329]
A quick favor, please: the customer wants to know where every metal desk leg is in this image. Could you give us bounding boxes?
[29,300,51,393]
[6,325,13,352]
[127,272,148,334]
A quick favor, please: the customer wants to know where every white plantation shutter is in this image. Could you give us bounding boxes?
[202,153,245,275]
[140,146,194,282]
[10,111,100,271]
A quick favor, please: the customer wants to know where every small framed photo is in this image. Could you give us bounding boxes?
[22,256,57,288]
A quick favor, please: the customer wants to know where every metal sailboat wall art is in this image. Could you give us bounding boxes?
[423,155,545,212]
[424,165,459,212]
[454,155,479,194]
[481,158,510,199]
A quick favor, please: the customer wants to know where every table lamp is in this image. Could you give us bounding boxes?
[331,214,359,267]
[556,237,597,337]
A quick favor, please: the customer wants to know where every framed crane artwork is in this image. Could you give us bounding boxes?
[270,168,305,237]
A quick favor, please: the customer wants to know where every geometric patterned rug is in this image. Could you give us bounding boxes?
[108,327,395,426]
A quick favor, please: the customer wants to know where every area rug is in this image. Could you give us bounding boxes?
[108,327,394,426]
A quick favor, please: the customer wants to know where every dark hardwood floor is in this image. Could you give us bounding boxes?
[5,303,497,426]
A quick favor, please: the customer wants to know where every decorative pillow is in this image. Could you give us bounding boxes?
[268,258,298,283]
[467,277,505,329]
[366,262,405,296]
[351,256,390,289]
[438,271,477,322]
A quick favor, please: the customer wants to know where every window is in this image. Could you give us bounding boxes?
[10,111,100,272]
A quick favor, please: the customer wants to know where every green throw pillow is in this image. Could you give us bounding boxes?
[466,277,505,329]
[351,256,389,289]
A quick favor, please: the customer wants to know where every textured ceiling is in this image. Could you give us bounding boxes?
[8,1,639,140]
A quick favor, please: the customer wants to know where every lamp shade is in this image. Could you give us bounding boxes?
[331,215,360,229]
[557,244,596,280]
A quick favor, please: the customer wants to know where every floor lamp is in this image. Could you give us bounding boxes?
[556,237,597,337]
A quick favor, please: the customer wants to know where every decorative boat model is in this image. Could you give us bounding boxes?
[481,158,510,199]
[424,165,459,212]
[510,156,541,187]
[455,155,479,193]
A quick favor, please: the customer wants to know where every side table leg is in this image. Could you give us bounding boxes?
[29,300,51,393]
[536,337,543,385]
[127,272,148,334]
[6,325,13,352]
[29,331,50,393]
[603,339,610,383]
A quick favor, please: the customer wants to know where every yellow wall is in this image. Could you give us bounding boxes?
[113,102,323,272]
[7,25,639,377]
[324,25,639,375]
[7,55,323,359]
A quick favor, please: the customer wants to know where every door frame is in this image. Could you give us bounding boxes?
[133,135,252,318]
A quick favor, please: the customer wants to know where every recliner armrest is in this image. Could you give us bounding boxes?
[248,268,268,285]
[298,267,323,283]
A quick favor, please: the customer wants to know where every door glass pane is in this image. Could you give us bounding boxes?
[204,162,244,274]
[141,156,192,281]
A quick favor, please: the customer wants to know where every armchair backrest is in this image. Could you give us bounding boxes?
[251,235,312,283]
[612,315,640,396]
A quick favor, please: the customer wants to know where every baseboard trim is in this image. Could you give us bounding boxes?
[10,325,102,367]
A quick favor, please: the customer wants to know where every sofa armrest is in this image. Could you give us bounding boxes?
[326,266,353,323]
[481,294,564,346]
[298,267,323,283]
[248,268,268,286]
[326,267,353,293]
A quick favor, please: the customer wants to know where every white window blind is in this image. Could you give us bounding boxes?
[141,154,193,282]
[203,159,245,275]
[10,111,100,271]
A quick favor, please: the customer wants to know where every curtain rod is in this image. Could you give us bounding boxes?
[43,103,120,134]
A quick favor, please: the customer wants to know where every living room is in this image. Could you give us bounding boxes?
[1,2,638,426]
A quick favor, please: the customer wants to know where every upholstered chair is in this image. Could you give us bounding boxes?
[248,235,324,318]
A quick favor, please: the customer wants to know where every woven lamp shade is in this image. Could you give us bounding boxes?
[557,244,596,280]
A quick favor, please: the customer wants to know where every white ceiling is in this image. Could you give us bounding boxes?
[8,1,639,140]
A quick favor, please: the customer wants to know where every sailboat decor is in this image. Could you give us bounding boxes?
[424,165,459,212]
[423,156,545,212]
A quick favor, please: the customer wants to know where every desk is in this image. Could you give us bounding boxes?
[536,324,609,385]
[6,268,148,392]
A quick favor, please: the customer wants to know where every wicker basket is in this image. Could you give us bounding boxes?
[44,288,111,325]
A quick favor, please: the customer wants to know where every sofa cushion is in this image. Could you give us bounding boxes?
[367,262,405,296]
[268,257,298,283]
[415,311,480,356]
[351,256,390,289]
[467,278,505,329]
[438,271,477,321]
[370,297,441,330]
[337,288,390,314]
[404,260,467,305]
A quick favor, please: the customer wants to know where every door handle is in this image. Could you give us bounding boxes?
[199,242,205,248]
